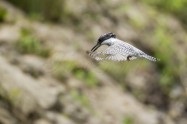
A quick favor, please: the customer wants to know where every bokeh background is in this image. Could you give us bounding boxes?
[0,0,187,124]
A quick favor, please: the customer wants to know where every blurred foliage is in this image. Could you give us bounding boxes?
[123,116,134,124]
[0,7,7,22]
[100,62,128,82]
[52,60,99,87]
[15,28,50,57]
[6,0,99,25]
[153,21,180,93]
[52,60,76,81]
[73,68,99,88]
[0,85,21,107]
[70,89,91,108]
[7,88,21,106]
[7,0,67,22]
[142,0,187,26]
[100,61,146,87]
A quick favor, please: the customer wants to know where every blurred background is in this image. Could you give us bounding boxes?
[0,0,187,124]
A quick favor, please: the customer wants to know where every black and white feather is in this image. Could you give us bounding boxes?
[89,32,158,62]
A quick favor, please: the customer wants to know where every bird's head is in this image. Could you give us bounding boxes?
[91,32,116,52]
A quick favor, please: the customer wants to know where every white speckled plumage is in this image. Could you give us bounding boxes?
[89,32,158,62]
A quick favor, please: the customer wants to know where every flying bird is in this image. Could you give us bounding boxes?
[89,32,158,62]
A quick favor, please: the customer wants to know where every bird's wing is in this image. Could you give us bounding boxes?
[103,43,136,56]
[92,44,138,61]
[98,54,126,61]
[94,54,137,61]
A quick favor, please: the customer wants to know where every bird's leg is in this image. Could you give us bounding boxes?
[127,55,137,61]
[127,55,132,61]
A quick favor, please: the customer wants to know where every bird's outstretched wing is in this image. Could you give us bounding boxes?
[89,44,137,61]
[95,54,137,61]
[95,54,126,61]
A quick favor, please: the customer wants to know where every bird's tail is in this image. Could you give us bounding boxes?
[140,54,159,62]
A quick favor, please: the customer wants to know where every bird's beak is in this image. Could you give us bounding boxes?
[91,43,101,52]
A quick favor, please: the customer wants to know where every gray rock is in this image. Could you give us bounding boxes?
[0,56,62,114]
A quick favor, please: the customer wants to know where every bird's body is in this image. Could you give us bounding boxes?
[89,32,158,62]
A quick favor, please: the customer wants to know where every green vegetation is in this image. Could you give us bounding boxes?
[7,88,21,106]
[70,89,90,108]
[52,60,76,81]
[52,60,99,87]
[15,28,50,57]
[142,0,187,26]
[73,68,99,88]
[143,0,187,13]
[100,62,127,82]
[100,61,146,85]
[123,116,134,124]
[153,23,178,92]
[7,0,70,23]
[0,85,21,107]
[0,7,7,22]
